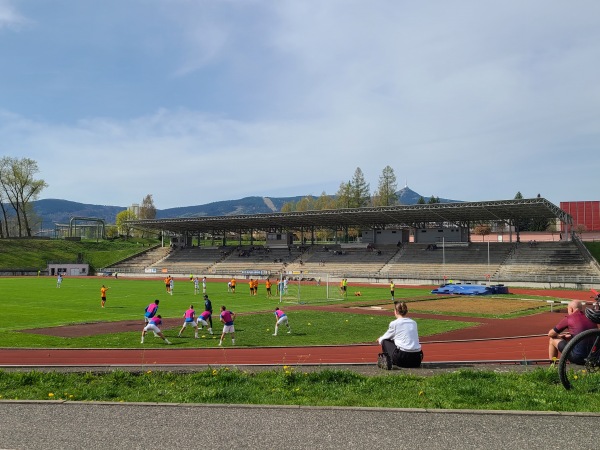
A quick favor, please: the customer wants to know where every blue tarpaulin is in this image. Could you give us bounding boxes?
[431,284,509,295]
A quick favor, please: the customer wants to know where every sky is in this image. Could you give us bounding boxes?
[0,0,598,210]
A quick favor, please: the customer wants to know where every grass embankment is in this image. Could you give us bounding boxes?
[0,367,598,411]
[0,238,159,272]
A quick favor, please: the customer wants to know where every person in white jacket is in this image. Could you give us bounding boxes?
[377,301,423,370]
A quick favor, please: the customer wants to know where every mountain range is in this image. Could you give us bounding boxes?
[31,186,460,226]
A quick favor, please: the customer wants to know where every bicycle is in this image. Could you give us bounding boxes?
[558,290,600,390]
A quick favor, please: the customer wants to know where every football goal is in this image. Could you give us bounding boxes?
[276,272,337,304]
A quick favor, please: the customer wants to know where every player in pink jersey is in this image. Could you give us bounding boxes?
[272,307,291,336]
[141,315,171,344]
[218,305,236,346]
[197,310,214,335]
[178,305,198,338]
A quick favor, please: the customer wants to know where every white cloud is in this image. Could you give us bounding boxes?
[0,1,599,208]
[0,0,28,29]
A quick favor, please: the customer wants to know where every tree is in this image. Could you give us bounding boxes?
[0,157,47,237]
[417,196,426,204]
[314,191,335,210]
[335,181,353,209]
[373,166,398,207]
[427,195,440,204]
[139,194,157,220]
[115,210,137,239]
[350,167,371,208]
[296,196,316,212]
[473,224,492,241]
[280,202,295,213]
[138,194,157,238]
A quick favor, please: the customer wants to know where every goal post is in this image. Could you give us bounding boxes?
[277,272,333,304]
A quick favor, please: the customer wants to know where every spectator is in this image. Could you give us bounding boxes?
[377,301,423,370]
[548,300,597,362]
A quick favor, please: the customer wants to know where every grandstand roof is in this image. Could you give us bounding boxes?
[126,198,571,235]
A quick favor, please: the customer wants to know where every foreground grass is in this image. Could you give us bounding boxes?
[0,367,597,412]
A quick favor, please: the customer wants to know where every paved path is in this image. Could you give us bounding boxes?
[1,402,598,450]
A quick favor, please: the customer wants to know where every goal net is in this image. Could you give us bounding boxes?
[276,272,334,304]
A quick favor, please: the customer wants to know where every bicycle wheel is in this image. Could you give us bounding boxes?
[558,328,600,390]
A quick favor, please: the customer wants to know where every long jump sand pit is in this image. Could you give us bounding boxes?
[407,297,545,315]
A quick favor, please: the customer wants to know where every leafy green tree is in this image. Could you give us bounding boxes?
[0,157,47,237]
[427,195,440,204]
[314,191,335,210]
[373,166,398,207]
[296,196,315,211]
[417,196,426,204]
[280,201,295,212]
[116,210,137,239]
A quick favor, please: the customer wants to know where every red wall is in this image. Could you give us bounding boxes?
[561,201,600,232]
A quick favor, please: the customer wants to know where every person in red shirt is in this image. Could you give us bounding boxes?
[548,300,597,362]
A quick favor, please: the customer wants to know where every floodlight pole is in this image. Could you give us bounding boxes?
[442,237,445,278]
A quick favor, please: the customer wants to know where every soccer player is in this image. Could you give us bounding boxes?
[202,277,207,295]
[265,278,272,298]
[164,276,171,294]
[197,310,213,334]
[390,280,395,301]
[204,294,214,329]
[230,278,236,294]
[272,307,291,336]
[169,277,174,295]
[141,315,171,344]
[100,285,109,308]
[144,299,160,337]
[253,278,259,296]
[178,305,198,338]
[144,299,160,324]
[218,305,236,346]
[56,273,63,288]
[194,277,200,295]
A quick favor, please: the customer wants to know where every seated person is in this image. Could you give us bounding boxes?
[548,300,597,363]
[377,301,423,369]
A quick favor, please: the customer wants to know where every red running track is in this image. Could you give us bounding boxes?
[0,336,549,367]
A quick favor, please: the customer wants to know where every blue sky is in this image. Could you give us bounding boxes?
[0,0,598,209]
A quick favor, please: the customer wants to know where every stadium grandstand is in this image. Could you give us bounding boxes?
[112,198,600,288]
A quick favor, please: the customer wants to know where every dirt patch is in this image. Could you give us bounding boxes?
[20,318,184,338]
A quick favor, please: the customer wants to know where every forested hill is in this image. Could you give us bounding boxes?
[29,187,461,225]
